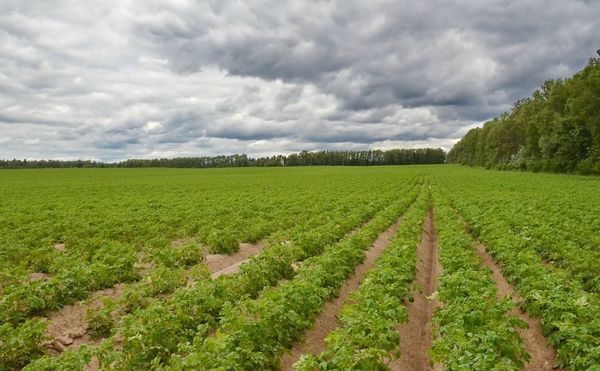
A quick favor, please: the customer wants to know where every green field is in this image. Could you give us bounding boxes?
[1,166,598,370]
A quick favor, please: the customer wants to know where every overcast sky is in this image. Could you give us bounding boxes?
[0,0,598,161]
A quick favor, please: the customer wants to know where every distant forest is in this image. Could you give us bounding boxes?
[448,52,600,175]
[0,148,446,169]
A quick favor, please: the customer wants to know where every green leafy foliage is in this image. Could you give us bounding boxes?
[296,190,428,370]
[431,190,529,370]
[439,168,600,370]
[0,320,48,371]
[23,346,92,371]
[448,56,600,174]
[165,187,420,370]
[1,166,597,370]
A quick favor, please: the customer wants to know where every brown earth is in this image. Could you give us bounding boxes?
[280,217,405,370]
[54,243,66,251]
[44,284,126,353]
[474,243,558,371]
[38,240,263,369]
[44,241,262,351]
[208,242,264,278]
[30,272,51,282]
[390,208,442,371]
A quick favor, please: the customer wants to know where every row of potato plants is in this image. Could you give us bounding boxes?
[295,189,428,369]
[1,167,394,293]
[0,195,332,314]
[90,196,397,368]
[1,168,411,318]
[436,167,599,293]
[1,168,408,266]
[0,241,140,325]
[0,241,206,370]
[81,186,400,340]
[441,183,600,370]
[0,237,211,328]
[161,187,421,370]
[20,180,422,370]
[97,182,421,370]
[2,173,415,369]
[430,189,529,370]
[480,200,598,293]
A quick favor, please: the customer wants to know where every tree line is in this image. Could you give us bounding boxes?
[0,148,446,169]
[448,52,600,175]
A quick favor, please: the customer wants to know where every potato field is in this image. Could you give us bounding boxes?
[0,166,598,370]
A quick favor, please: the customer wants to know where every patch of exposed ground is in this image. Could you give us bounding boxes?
[474,243,558,371]
[54,243,66,251]
[134,249,156,277]
[390,207,441,371]
[84,356,99,371]
[42,240,262,364]
[208,242,264,278]
[280,218,405,370]
[43,284,126,353]
[30,272,50,282]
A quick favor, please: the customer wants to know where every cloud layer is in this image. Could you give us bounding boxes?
[1,0,598,161]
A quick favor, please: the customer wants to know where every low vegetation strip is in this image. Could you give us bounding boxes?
[165,188,420,369]
[430,189,529,370]
[443,187,600,370]
[20,183,421,370]
[438,168,599,293]
[280,214,404,370]
[4,176,420,370]
[1,166,596,371]
[474,243,557,370]
[294,190,428,370]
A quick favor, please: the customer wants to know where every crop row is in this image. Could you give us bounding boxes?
[430,189,529,370]
[91,191,411,369]
[295,188,428,369]
[16,179,423,370]
[161,186,421,369]
[1,168,409,291]
[436,168,599,292]
[3,191,369,327]
[84,181,411,342]
[441,185,600,369]
[1,170,416,324]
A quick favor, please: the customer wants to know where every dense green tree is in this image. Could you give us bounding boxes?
[0,148,446,169]
[448,55,600,174]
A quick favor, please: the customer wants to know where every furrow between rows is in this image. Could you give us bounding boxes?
[474,243,557,371]
[281,217,404,370]
[391,206,441,371]
[20,181,423,370]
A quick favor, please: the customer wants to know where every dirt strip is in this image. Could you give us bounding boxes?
[208,242,264,278]
[43,284,126,353]
[41,242,263,354]
[280,217,405,370]
[390,208,441,371]
[474,243,558,371]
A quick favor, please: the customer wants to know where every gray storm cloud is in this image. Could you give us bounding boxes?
[0,0,598,161]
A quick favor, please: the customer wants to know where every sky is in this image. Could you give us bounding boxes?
[0,0,598,162]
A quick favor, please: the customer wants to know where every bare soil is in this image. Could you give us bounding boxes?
[29,272,50,282]
[43,284,126,353]
[54,243,66,251]
[390,208,441,371]
[280,217,405,370]
[474,243,558,371]
[84,356,99,371]
[208,242,264,278]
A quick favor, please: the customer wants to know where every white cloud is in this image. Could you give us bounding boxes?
[0,0,598,161]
